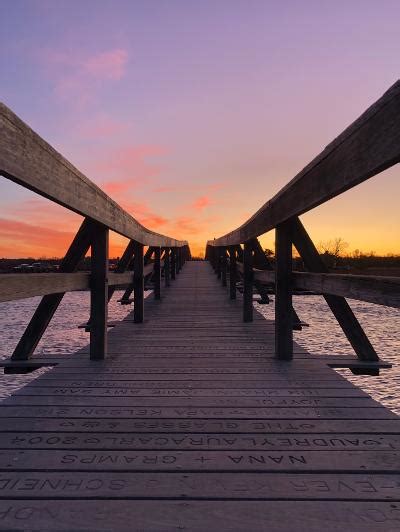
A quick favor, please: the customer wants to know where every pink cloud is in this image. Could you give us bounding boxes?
[83,49,128,80]
[119,200,169,230]
[92,145,167,192]
[0,217,77,257]
[76,115,127,139]
[191,195,211,210]
[39,47,128,106]
[152,185,176,193]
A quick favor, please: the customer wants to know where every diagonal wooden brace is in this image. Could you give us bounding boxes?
[290,217,379,362]
[11,218,97,361]
[108,240,136,302]
[119,246,154,303]
[249,238,303,329]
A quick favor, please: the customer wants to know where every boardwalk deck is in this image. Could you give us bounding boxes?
[0,261,399,531]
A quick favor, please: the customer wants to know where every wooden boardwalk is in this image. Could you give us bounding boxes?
[0,261,398,531]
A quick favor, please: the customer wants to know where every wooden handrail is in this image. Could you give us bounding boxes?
[208,80,400,246]
[0,264,155,303]
[248,268,400,309]
[0,103,187,248]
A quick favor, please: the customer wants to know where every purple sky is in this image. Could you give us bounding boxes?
[0,0,399,257]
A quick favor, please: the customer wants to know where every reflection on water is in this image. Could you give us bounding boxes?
[256,296,400,415]
[0,291,133,398]
[0,292,399,415]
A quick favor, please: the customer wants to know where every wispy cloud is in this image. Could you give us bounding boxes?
[191,195,211,210]
[119,200,168,230]
[83,49,128,80]
[0,217,76,258]
[76,114,127,139]
[91,144,167,193]
[39,47,128,107]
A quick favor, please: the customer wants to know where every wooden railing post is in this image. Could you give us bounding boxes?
[90,224,109,360]
[216,247,222,279]
[229,245,237,300]
[154,247,161,299]
[209,246,216,271]
[221,248,227,287]
[164,247,171,287]
[133,241,144,323]
[11,218,96,361]
[275,221,293,360]
[171,248,176,280]
[243,241,253,322]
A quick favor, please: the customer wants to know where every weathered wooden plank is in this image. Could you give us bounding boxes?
[0,402,393,419]
[250,268,400,310]
[209,80,400,245]
[21,375,364,388]
[0,417,398,434]
[0,500,397,531]
[0,472,398,501]
[0,272,90,302]
[13,391,375,409]
[0,103,187,248]
[37,371,367,382]
[0,449,399,471]
[2,432,398,451]
[294,272,400,309]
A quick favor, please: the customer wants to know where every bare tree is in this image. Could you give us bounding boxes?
[319,237,348,258]
[318,237,349,268]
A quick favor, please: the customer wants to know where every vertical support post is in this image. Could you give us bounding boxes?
[90,224,109,360]
[221,248,227,287]
[154,247,161,299]
[275,221,293,360]
[164,247,171,287]
[216,247,222,279]
[229,246,237,300]
[179,247,183,270]
[243,241,253,322]
[133,242,144,323]
[11,218,95,361]
[171,248,176,280]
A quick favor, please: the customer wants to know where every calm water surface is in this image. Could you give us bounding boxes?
[0,292,399,414]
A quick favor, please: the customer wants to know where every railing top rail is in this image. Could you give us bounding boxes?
[208,80,400,247]
[0,103,187,248]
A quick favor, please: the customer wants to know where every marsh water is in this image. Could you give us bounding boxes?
[0,291,399,414]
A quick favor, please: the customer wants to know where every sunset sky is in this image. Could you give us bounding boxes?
[0,0,399,258]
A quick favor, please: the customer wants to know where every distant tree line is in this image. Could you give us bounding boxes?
[262,237,400,276]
